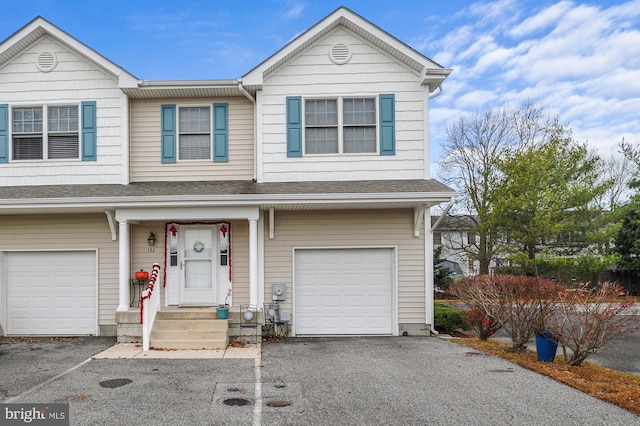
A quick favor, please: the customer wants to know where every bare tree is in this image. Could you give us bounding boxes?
[438,107,511,274]
[594,150,633,211]
[438,100,568,274]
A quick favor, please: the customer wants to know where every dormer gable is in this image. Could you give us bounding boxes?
[242,7,452,92]
[0,16,138,88]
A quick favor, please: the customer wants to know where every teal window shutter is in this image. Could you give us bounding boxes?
[286,96,302,157]
[379,94,395,156]
[213,103,228,162]
[0,104,8,163]
[81,101,97,161]
[161,104,176,163]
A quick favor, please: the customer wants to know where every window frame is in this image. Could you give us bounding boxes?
[10,103,81,161]
[177,104,212,161]
[302,95,379,155]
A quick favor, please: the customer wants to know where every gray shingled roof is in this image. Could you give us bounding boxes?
[0,179,454,200]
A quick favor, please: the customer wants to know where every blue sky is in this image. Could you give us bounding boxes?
[1,0,638,170]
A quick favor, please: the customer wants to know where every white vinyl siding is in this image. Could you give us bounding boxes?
[263,209,427,325]
[0,35,126,186]
[260,27,428,182]
[130,98,254,182]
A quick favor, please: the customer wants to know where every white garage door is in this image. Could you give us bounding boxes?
[5,251,97,335]
[294,248,394,335]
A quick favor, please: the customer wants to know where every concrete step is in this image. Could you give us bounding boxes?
[152,318,228,331]
[149,308,229,350]
[149,339,228,350]
[156,307,218,320]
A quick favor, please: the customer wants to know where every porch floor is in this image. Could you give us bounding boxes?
[94,342,261,359]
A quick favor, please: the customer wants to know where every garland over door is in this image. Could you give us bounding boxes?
[5,251,97,335]
[294,248,394,335]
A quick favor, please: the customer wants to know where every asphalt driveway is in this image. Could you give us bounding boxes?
[1,336,638,425]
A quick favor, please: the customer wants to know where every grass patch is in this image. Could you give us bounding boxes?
[455,336,640,415]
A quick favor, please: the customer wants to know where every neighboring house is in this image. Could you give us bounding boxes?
[432,215,485,278]
[0,7,455,343]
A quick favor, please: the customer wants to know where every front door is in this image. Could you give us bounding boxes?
[180,227,217,305]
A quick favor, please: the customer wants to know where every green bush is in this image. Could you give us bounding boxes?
[434,303,467,333]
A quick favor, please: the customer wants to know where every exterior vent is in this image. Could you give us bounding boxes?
[36,52,57,72]
[329,44,351,65]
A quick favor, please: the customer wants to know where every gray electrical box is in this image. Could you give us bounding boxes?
[272,283,286,301]
[279,310,291,322]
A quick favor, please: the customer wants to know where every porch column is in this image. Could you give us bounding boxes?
[116,219,131,311]
[249,218,259,309]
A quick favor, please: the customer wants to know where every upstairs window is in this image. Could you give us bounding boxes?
[13,107,43,160]
[179,106,210,160]
[160,103,228,164]
[343,98,376,153]
[48,106,79,159]
[305,99,338,154]
[287,94,394,157]
[12,105,79,160]
[304,97,376,154]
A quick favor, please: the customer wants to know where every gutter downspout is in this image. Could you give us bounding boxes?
[238,81,257,182]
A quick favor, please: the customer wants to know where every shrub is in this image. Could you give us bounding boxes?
[449,275,565,351]
[434,303,467,333]
[547,282,639,366]
[462,308,502,340]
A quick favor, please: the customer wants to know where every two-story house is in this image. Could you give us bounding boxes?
[0,7,455,346]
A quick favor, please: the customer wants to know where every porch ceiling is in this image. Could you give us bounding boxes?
[0,179,456,215]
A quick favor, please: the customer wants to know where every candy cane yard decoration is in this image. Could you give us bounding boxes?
[140,263,161,351]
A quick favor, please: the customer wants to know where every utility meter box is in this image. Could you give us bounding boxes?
[272,284,286,301]
[279,310,291,322]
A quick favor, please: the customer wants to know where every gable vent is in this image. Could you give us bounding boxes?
[36,52,57,72]
[329,44,351,65]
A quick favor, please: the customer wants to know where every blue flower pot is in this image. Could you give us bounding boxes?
[216,307,229,320]
[535,331,558,362]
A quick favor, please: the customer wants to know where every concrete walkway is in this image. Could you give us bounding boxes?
[93,342,261,359]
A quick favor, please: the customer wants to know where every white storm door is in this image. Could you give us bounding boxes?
[180,228,217,305]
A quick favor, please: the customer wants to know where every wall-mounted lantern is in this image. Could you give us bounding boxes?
[147,231,157,247]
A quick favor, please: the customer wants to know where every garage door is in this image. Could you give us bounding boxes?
[5,251,97,335]
[294,248,394,335]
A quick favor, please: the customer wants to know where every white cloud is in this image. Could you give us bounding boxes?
[509,1,573,38]
[281,0,306,20]
[421,0,640,164]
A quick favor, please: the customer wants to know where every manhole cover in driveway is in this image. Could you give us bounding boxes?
[99,378,133,388]
[266,400,292,408]
[223,398,253,406]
